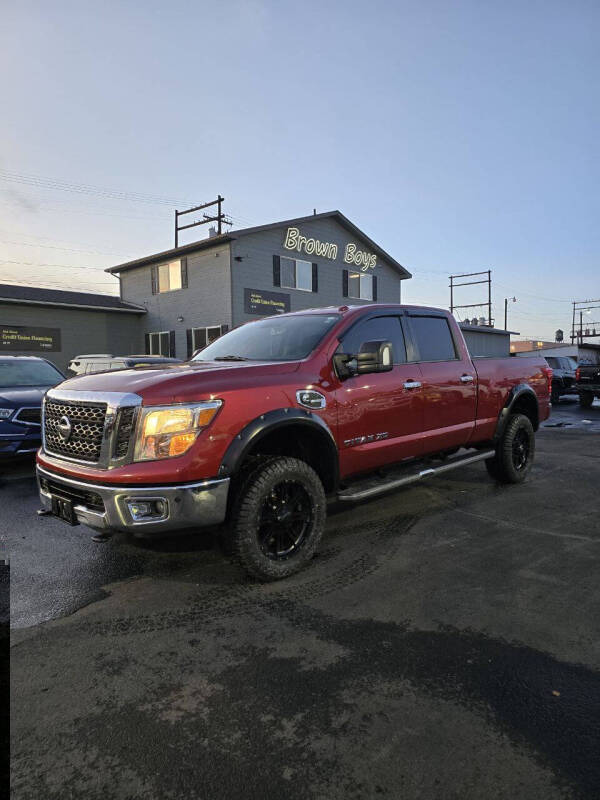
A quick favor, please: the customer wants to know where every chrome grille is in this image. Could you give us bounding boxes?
[44,400,107,462]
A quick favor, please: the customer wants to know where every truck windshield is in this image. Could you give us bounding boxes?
[194,314,341,362]
[0,360,63,388]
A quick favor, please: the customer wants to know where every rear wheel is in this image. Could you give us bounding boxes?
[230,456,326,581]
[579,391,594,408]
[486,413,535,484]
[550,381,561,404]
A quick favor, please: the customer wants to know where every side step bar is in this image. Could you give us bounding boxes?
[337,449,496,502]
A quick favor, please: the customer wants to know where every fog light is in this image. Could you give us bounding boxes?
[127,499,168,521]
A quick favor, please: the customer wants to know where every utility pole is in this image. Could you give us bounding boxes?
[174,196,231,247]
[504,296,516,330]
[449,270,493,326]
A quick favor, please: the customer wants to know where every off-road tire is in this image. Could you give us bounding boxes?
[231,456,326,581]
[550,381,561,404]
[579,391,594,408]
[218,456,281,555]
[485,413,535,484]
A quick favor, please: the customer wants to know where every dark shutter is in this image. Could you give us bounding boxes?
[181,257,188,289]
[169,331,176,358]
[186,329,193,359]
[342,269,349,297]
[273,255,281,287]
[372,275,378,302]
[144,333,151,354]
[312,263,318,293]
[151,265,158,295]
[220,324,229,335]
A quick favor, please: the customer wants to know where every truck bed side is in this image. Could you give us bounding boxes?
[471,356,551,442]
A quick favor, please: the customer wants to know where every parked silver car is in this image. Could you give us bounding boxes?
[67,354,181,376]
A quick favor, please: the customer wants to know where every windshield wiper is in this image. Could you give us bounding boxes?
[213,355,250,361]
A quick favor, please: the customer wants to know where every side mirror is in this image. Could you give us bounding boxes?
[333,341,393,380]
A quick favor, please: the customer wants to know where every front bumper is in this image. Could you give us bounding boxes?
[37,464,230,535]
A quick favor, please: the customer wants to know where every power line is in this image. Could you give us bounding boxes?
[0,259,114,273]
[0,169,199,207]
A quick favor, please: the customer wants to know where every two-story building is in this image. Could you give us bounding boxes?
[107,210,412,359]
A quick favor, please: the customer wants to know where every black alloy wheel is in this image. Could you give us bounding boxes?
[511,427,530,472]
[258,480,313,560]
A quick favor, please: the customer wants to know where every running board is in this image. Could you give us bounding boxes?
[337,449,496,502]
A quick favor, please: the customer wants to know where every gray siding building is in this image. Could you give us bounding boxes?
[0,284,145,372]
[109,211,412,359]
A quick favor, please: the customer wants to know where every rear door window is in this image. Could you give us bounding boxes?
[409,316,457,362]
[339,316,407,364]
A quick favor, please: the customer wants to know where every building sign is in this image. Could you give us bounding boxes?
[283,226,377,271]
[0,325,61,352]
[244,288,290,316]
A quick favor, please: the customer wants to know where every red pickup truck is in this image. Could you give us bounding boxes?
[37,305,551,580]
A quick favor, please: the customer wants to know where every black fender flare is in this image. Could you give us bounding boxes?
[494,383,539,441]
[218,408,339,490]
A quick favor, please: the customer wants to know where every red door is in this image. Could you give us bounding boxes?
[406,313,477,453]
[333,314,425,478]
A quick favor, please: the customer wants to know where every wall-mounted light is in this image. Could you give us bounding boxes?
[177,316,184,323]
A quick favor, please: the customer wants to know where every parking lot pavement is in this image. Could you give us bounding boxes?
[6,400,600,799]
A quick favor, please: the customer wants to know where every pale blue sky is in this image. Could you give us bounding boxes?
[1,0,598,340]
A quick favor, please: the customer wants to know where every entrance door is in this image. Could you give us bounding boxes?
[334,314,425,478]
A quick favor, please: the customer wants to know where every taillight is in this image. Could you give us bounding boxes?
[543,366,553,398]
[576,367,580,381]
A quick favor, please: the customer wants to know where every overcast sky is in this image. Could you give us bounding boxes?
[1,0,598,340]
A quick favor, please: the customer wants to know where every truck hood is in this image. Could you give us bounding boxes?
[53,360,301,404]
[0,385,54,408]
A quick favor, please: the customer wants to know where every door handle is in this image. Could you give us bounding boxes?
[403,380,422,390]
[460,374,474,383]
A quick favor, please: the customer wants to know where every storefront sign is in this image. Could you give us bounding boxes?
[0,325,61,352]
[244,288,290,316]
[283,226,377,271]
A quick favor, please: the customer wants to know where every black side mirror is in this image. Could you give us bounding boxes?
[333,341,393,380]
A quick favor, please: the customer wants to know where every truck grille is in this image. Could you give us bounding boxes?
[44,400,107,463]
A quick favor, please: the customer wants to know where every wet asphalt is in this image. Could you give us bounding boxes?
[5,396,600,799]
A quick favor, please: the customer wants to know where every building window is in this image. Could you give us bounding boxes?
[147,331,171,356]
[151,258,188,294]
[348,271,373,301]
[187,324,229,356]
[280,257,314,292]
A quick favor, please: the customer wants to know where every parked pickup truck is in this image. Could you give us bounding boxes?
[36,305,552,580]
[576,363,600,407]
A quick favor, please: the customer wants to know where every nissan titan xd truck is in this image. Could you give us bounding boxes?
[37,305,552,581]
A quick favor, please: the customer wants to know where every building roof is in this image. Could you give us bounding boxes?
[106,210,412,279]
[0,284,146,314]
[459,323,519,336]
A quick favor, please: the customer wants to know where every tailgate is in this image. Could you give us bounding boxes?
[578,366,600,385]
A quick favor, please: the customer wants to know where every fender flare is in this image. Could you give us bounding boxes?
[218,408,339,489]
[494,383,539,441]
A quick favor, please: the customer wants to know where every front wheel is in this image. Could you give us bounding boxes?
[230,457,326,581]
[486,413,535,484]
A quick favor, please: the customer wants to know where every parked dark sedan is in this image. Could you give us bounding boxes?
[0,356,65,457]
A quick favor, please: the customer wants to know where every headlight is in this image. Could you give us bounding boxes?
[133,401,222,461]
[0,409,13,420]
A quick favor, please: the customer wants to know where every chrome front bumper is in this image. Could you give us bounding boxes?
[37,465,230,535]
